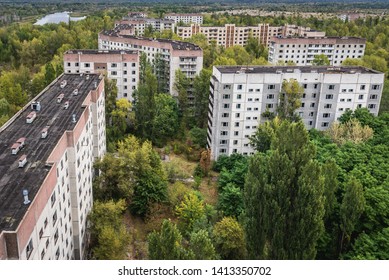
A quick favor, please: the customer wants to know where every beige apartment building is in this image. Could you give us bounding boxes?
[177,24,325,47]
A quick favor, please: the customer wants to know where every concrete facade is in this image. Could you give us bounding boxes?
[114,18,175,36]
[268,37,366,66]
[177,24,325,47]
[64,50,139,101]
[98,30,203,96]
[208,66,384,160]
[164,13,203,24]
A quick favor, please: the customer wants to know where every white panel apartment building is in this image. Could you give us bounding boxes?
[177,24,325,47]
[0,74,106,260]
[268,36,366,66]
[64,50,139,101]
[98,30,203,96]
[164,13,203,24]
[114,18,175,36]
[208,66,384,160]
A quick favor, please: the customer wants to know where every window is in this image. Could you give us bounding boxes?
[223,104,230,109]
[314,84,318,89]
[237,85,243,90]
[368,104,376,109]
[358,95,364,100]
[233,140,238,145]
[312,93,317,98]
[321,122,329,127]
[268,85,275,90]
[84,63,90,68]
[44,218,48,228]
[132,63,136,67]
[41,249,45,259]
[301,103,305,108]
[222,122,228,127]
[220,131,228,136]
[324,104,332,109]
[267,94,274,99]
[111,71,117,76]
[235,113,240,118]
[223,94,230,99]
[220,140,227,145]
[372,85,380,90]
[111,63,117,68]
[266,104,274,109]
[26,239,33,260]
[222,113,229,118]
[325,94,333,99]
[237,94,242,99]
[54,229,59,245]
[370,94,378,100]
[323,113,331,118]
[52,211,57,226]
[236,104,241,109]
[303,84,307,89]
[234,122,240,127]
[234,131,239,136]
[248,89,254,92]
[67,62,71,67]
[39,228,43,239]
[328,85,335,90]
[360,85,366,90]
[50,193,56,207]
[223,84,232,90]
[310,103,315,108]
[55,248,60,260]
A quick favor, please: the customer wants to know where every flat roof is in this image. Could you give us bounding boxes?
[100,30,202,51]
[0,73,102,232]
[65,49,138,55]
[271,36,366,43]
[215,66,382,75]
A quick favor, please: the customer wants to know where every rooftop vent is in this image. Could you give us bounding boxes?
[72,114,77,123]
[60,80,67,88]
[31,101,41,111]
[18,154,27,168]
[23,189,30,205]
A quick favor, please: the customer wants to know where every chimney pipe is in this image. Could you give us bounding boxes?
[23,189,30,205]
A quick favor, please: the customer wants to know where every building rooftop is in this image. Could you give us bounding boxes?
[215,65,382,75]
[65,49,138,55]
[271,36,366,43]
[0,73,102,232]
[100,30,202,51]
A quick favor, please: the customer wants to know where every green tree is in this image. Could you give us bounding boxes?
[189,230,217,260]
[312,54,330,66]
[44,62,56,85]
[249,117,281,153]
[193,69,212,128]
[277,79,304,121]
[148,219,191,260]
[174,69,191,129]
[134,68,157,140]
[88,200,131,260]
[213,217,246,260]
[176,193,205,234]
[218,183,243,218]
[152,93,179,146]
[340,177,365,253]
[244,121,325,259]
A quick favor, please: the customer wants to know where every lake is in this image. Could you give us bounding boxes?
[34,12,86,26]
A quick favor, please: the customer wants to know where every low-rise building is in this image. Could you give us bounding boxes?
[64,49,139,101]
[268,36,366,66]
[0,73,106,260]
[208,65,383,159]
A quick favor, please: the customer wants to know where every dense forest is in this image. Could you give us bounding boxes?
[0,4,388,260]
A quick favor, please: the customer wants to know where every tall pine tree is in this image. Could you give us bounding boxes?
[244,121,325,259]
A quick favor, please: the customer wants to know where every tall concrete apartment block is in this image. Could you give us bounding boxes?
[64,50,139,101]
[268,36,366,66]
[177,24,325,47]
[164,13,203,24]
[208,66,384,160]
[0,74,106,260]
[98,30,203,96]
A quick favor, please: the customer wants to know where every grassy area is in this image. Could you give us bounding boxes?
[123,151,219,259]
